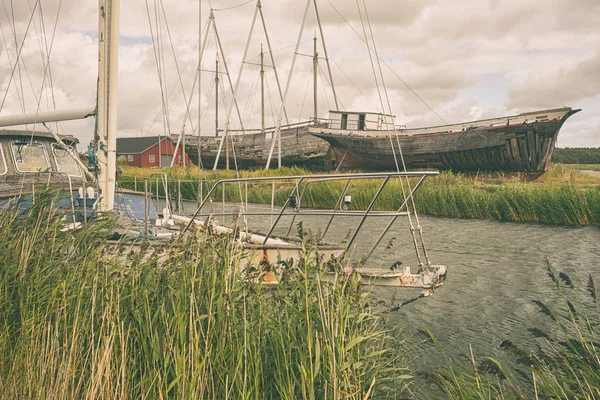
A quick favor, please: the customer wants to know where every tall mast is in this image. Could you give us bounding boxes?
[197,0,202,173]
[313,34,318,122]
[260,43,265,134]
[215,53,219,138]
[312,0,338,110]
[97,0,120,211]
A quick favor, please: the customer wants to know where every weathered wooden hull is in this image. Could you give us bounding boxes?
[309,107,580,174]
[174,124,330,169]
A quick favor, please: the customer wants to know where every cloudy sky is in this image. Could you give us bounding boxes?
[0,0,598,150]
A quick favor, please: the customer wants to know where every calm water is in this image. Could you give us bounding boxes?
[177,200,600,367]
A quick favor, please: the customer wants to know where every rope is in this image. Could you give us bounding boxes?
[324,0,446,125]
[145,0,170,136]
[159,0,196,136]
[317,65,331,112]
[297,71,311,123]
[0,0,39,112]
[355,0,424,265]
[362,0,430,265]
[211,0,253,12]
[27,0,64,144]
[318,63,345,111]
[10,0,26,113]
[0,1,26,111]
[144,19,208,136]
[37,0,62,133]
[264,76,278,127]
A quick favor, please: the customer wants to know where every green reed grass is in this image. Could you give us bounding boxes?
[119,164,600,226]
[0,191,407,399]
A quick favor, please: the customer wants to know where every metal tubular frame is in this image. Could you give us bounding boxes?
[181,172,437,263]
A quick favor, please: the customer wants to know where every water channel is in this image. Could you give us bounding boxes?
[174,199,600,375]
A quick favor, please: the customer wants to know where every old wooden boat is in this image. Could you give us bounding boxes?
[308,107,580,175]
[173,121,330,169]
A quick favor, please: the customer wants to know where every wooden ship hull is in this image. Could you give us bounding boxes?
[308,107,580,175]
[173,123,330,169]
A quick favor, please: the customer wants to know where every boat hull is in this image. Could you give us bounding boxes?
[309,108,580,175]
[175,124,330,169]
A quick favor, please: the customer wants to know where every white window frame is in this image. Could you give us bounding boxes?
[127,154,134,162]
[0,143,7,176]
[149,154,155,163]
[10,140,50,173]
[51,143,82,177]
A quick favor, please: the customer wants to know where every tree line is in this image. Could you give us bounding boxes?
[553,147,600,164]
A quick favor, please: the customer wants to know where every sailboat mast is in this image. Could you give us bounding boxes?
[260,43,265,134]
[197,0,202,173]
[215,54,219,138]
[97,0,120,212]
[313,34,318,122]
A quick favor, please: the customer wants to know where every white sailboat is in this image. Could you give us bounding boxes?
[0,0,447,292]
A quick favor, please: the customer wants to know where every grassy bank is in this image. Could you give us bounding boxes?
[0,192,407,398]
[119,164,600,226]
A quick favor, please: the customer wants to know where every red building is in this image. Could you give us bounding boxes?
[117,136,189,167]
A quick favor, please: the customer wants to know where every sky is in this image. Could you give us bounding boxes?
[0,0,598,150]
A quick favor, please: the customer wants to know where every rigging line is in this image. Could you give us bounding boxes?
[200,78,215,131]
[28,0,64,144]
[144,0,170,135]
[144,37,201,135]
[362,0,429,265]
[0,5,23,109]
[26,0,46,105]
[264,76,277,127]
[354,0,391,144]
[29,0,50,114]
[27,0,44,59]
[157,0,171,136]
[0,0,39,113]
[325,0,446,125]
[211,0,253,12]
[37,0,64,134]
[10,0,26,113]
[241,62,260,126]
[144,17,208,136]
[159,0,196,135]
[218,72,241,176]
[154,0,170,137]
[356,0,422,265]
[297,70,311,124]
[318,65,331,113]
[266,38,314,55]
[319,40,379,112]
[0,0,26,110]
[317,63,345,111]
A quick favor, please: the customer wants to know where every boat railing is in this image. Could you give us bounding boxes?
[131,171,436,264]
[309,117,407,132]
[214,120,313,136]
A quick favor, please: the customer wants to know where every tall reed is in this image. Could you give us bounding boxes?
[0,190,407,399]
[421,260,600,399]
[119,165,600,225]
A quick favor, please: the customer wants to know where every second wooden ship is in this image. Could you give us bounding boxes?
[307,107,580,176]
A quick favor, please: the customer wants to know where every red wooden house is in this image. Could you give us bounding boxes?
[117,136,189,167]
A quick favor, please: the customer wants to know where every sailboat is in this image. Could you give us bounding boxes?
[172,1,335,170]
[0,0,447,291]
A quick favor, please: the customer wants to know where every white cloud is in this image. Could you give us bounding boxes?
[0,0,598,149]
